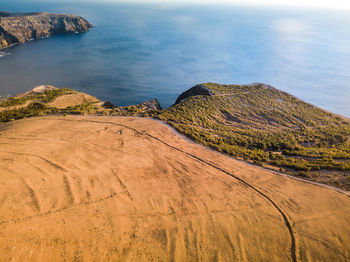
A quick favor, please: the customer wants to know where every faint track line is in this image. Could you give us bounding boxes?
[20,178,41,212]
[0,150,67,171]
[0,193,118,226]
[296,232,350,260]
[63,175,75,205]
[0,193,260,225]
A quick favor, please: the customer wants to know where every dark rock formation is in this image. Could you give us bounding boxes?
[102,101,115,109]
[175,84,213,104]
[103,99,162,111]
[140,98,162,111]
[0,12,11,17]
[0,12,92,49]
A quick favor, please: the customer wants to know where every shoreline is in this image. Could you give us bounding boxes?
[0,43,18,51]
[0,51,11,57]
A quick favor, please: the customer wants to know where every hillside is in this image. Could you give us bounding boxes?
[0,85,162,122]
[0,12,92,49]
[157,83,350,190]
[0,115,349,261]
[1,83,350,190]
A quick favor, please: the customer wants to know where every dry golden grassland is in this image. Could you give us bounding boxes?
[0,116,349,261]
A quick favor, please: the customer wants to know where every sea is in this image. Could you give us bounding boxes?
[0,1,350,116]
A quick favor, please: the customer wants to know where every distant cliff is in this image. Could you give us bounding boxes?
[0,12,92,49]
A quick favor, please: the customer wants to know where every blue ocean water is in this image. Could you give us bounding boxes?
[0,2,349,116]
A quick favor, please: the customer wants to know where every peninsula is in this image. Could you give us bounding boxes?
[0,12,92,49]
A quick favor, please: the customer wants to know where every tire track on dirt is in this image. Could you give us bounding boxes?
[43,117,297,262]
[0,193,118,226]
[0,150,67,172]
[63,175,75,205]
[20,178,41,212]
[0,194,269,226]
[296,231,350,261]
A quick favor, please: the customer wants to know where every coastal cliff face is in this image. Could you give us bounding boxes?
[0,12,92,49]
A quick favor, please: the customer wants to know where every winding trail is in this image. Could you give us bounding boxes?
[42,117,297,262]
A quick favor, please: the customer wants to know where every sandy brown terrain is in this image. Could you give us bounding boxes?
[46,93,99,109]
[0,115,349,262]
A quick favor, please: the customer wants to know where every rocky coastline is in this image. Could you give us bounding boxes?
[0,12,92,50]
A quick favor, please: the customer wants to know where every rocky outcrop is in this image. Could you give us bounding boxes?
[0,12,92,49]
[175,84,213,104]
[139,98,162,111]
[103,98,162,111]
[0,12,11,17]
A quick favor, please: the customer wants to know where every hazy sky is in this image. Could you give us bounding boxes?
[97,0,350,9]
[2,0,349,9]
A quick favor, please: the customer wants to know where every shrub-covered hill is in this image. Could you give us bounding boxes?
[157,83,350,189]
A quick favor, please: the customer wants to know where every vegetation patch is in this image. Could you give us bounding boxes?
[157,83,350,189]
[0,88,76,108]
[0,102,58,123]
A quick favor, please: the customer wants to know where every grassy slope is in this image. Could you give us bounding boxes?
[157,83,350,189]
[0,87,161,124]
[1,83,350,189]
[0,88,76,107]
